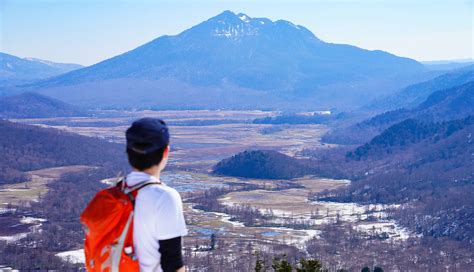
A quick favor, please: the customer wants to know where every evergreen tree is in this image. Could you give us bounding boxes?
[255,253,265,272]
[210,233,216,250]
[373,267,384,272]
[272,256,293,272]
[296,258,324,272]
[361,267,371,272]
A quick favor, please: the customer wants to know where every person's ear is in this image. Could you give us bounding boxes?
[163,145,170,157]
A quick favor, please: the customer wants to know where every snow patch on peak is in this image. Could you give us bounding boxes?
[26,58,48,64]
[213,25,259,39]
[237,13,250,23]
[212,13,260,39]
[275,20,298,29]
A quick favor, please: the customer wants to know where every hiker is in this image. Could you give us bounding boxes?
[81,118,187,272]
[124,118,187,271]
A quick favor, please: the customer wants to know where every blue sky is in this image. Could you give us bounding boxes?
[1,0,472,66]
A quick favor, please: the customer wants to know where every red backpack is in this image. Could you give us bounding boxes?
[80,179,160,271]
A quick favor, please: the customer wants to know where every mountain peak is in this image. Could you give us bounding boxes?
[194,10,321,41]
[25,11,425,110]
[212,10,239,21]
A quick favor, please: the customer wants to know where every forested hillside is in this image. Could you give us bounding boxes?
[0,120,126,184]
[253,114,332,125]
[324,79,474,144]
[214,150,313,179]
[365,64,474,111]
[316,116,474,242]
[0,92,87,118]
[347,116,473,160]
[215,115,473,243]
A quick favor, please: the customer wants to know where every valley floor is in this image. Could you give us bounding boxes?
[3,110,472,271]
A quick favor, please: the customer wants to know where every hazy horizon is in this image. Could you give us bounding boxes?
[1,0,472,66]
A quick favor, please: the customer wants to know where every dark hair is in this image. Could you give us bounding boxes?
[126,145,168,171]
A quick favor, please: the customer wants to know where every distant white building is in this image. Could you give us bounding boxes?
[299,111,332,116]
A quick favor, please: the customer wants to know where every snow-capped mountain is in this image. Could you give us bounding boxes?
[0,53,83,87]
[13,11,426,109]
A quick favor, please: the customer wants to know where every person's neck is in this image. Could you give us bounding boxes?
[144,169,160,180]
[134,167,161,181]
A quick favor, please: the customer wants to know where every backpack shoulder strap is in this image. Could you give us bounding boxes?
[123,179,161,194]
[123,180,161,206]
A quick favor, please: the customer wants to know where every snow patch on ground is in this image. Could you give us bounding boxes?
[221,196,411,241]
[355,221,413,241]
[210,211,246,227]
[191,208,318,246]
[100,177,117,185]
[20,216,47,225]
[0,264,18,271]
[0,188,29,192]
[0,233,28,242]
[0,207,15,214]
[0,217,46,242]
[262,226,320,245]
[56,249,85,264]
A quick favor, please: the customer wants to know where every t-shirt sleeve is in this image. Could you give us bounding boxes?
[158,236,184,272]
[153,188,188,240]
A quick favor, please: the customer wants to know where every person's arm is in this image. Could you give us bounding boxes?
[154,189,188,271]
[158,236,184,272]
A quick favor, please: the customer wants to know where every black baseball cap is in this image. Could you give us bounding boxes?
[126,118,170,154]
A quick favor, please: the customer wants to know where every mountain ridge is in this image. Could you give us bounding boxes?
[364,64,474,111]
[0,92,87,118]
[0,52,83,87]
[8,11,425,109]
[323,68,474,144]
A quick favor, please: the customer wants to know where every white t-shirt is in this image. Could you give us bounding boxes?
[126,171,188,272]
